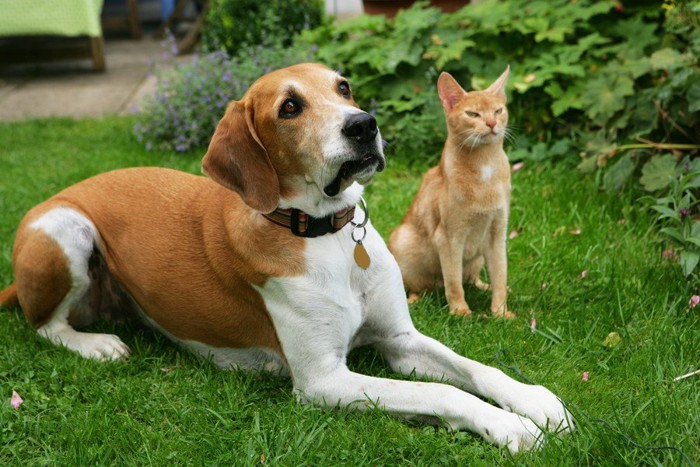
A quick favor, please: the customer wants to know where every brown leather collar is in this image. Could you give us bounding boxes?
[262,206,356,238]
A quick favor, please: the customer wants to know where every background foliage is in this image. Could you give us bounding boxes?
[201,0,324,56]
[300,0,698,167]
[133,42,310,152]
[301,0,700,278]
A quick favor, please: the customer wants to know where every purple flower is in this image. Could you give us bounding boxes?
[680,208,690,218]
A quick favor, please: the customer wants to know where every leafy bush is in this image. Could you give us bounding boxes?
[202,0,324,57]
[642,157,700,276]
[134,39,310,152]
[299,0,699,165]
[298,0,700,277]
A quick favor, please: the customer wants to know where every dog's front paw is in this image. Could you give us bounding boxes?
[481,412,543,454]
[78,333,131,361]
[501,384,574,434]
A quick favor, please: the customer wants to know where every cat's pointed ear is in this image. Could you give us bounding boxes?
[486,65,510,99]
[437,72,466,112]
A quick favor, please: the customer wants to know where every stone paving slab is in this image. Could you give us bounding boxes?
[0,0,364,123]
[0,39,166,121]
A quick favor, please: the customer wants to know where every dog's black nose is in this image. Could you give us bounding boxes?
[342,113,378,143]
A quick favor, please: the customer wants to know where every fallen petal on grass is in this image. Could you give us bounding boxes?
[530,316,537,333]
[582,371,589,382]
[688,295,700,309]
[511,161,524,172]
[581,270,588,279]
[569,228,581,235]
[10,391,23,409]
[662,250,678,262]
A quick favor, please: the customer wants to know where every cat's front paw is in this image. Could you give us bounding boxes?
[450,305,472,316]
[407,292,422,305]
[492,309,516,319]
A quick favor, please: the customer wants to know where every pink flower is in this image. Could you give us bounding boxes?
[569,228,581,235]
[582,371,589,382]
[662,250,678,262]
[511,161,524,172]
[581,270,588,279]
[509,230,519,239]
[530,316,537,333]
[10,391,23,409]
[689,295,700,309]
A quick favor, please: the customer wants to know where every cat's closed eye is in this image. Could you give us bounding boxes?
[465,111,479,118]
[495,108,503,115]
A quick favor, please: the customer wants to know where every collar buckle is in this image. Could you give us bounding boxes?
[290,209,335,238]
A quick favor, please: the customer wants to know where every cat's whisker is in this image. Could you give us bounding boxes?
[503,128,517,144]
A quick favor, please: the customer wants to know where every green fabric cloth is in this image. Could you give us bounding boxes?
[0,0,104,38]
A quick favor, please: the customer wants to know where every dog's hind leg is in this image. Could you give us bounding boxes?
[14,206,130,361]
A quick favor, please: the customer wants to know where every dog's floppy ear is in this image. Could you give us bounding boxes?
[202,99,280,213]
[437,72,466,112]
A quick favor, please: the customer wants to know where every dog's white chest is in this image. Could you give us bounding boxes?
[258,232,366,353]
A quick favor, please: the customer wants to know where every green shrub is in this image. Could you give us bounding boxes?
[134,39,311,152]
[298,0,700,277]
[298,0,699,165]
[202,0,325,57]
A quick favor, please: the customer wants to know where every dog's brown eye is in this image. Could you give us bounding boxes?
[279,98,302,118]
[338,81,351,98]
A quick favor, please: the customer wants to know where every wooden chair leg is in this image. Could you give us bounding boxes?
[156,0,192,38]
[127,0,142,39]
[176,2,208,54]
[90,36,106,72]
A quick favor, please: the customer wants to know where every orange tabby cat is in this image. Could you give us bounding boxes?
[389,66,515,318]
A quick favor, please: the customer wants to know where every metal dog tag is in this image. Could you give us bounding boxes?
[353,241,371,269]
[351,196,371,269]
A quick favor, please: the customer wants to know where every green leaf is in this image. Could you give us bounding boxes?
[685,236,700,248]
[613,17,659,53]
[623,57,653,79]
[659,227,685,245]
[603,154,635,192]
[577,156,598,174]
[650,205,681,222]
[692,220,700,237]
[687,81,700,113]
[547,81,584,116]
[680,250,700,277]
[640,154,677,192]
[582,74,635,121]
[649,48,684,71]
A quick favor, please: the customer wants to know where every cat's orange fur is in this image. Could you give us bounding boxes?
[389,67,515,318]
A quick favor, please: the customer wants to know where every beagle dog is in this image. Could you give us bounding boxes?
[0,63,572,453]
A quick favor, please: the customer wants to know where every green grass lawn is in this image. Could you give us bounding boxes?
[0,118,698,465]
